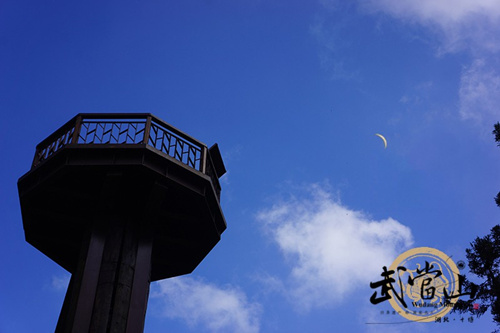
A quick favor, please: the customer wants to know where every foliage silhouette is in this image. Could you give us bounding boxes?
[452,123,500,331]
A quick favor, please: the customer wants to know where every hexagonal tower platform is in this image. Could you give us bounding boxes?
[17,113,226,332]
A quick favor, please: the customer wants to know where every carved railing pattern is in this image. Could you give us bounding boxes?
[78,121,146,144]
[148,122,202,170]
[31,114,221,199]
[33,126,75,166]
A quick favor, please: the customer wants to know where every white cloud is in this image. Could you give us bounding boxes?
[354,0,500,128]
[362,0,500,54]
[364,0,500,24]
[257,184,413,311]
[151,276,261,333]
[459,59,500,125]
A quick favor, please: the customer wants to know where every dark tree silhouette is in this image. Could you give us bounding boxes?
[453,123,500,330]
[493,122,500,145]
[494,122,500,207]
[453,226,500,325]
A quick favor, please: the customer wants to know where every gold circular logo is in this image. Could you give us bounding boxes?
[388,247,460,322]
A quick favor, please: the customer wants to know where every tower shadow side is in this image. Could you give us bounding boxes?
[17,114,226,332]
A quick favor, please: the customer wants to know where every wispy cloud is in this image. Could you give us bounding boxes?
[357,0,500,129]
[309,14,362,81]
[459,59,500,125]
[362,0,500,54]
[257,184,413,311]
[151,276,261,333]
[51,273,70,291]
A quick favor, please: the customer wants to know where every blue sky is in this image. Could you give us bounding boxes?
[2,0,500,332]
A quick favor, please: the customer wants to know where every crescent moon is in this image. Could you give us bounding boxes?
[375,133,387,149]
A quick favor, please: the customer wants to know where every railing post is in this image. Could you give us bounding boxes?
[201,146,208,173]
[31,149,42,169]
[143,115,152,145]
[72,115,83,144]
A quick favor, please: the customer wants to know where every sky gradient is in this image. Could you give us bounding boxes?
[2,1,500,332]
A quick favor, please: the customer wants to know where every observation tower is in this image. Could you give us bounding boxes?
[17,113,226,332]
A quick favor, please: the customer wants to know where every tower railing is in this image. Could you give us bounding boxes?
[31,113,221,199]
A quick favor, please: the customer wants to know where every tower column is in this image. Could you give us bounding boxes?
[56,219,152,333]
